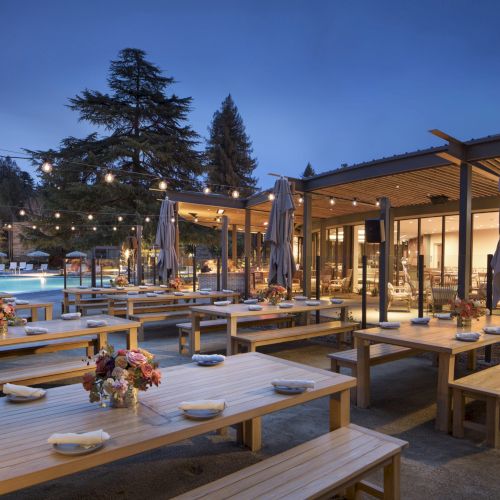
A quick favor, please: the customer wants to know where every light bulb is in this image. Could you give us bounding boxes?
[329,197,335,205]
[19,209,26,216]
[159,180,168,190]
[41,161,52,173]
[145,217,150,222]
[104,172,114,183]
[231,189,240,198]
[118,216,123,222]
[87,214,93,220]
[194,217,198,223]
[298,196,304,204]
[170,217,175,223]
[268,193,275,201]
[55,225,60,230]
[92,226,97,231]
[113,226,117,231]
[203,186,211,194]
[32,225,37,230]
[352,198,358,206]
[216,217,221,223]
[376,199,380,207]
[55,212,61,219]
[71,226,75,231]
[7,224,12,229]
[263,221,268,226]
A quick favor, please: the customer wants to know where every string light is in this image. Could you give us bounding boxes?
[113,226,117,231]
[41,161,52,173]
[298,196,304,204]
[19,209,26,216]
[159,180,168,190]
[104,172,115,183]
[329,197,335,205]
[203,186,211,194]
[263,221,268,226]
[54,212,61,219]
[376,199,380,207]
[117,216,123,222]
[131,226,135,231]
[194,217,198,223]
[145,217,151,222]
[71,226,75,231]
[268,193,275,201]
[7,224,12,229]
[352,198,358,206]
[92,226,97,231]
[216,217,221,223]
[32,225,37,230]
[231,189,240,198]
[55,225,60,230]
[217,209,225,215]
[170,217,175,223]
[87,214,93,220]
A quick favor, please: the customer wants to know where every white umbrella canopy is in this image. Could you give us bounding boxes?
[264,178,296,289]
[0,252,7,258]
[155,198,178,282]
[66,251,87,258]
[27,251,50,258]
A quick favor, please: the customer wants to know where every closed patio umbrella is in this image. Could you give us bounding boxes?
[155,198,178,283]
[264,178,296,290]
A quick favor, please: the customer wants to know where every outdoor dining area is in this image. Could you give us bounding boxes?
[0,134,499,499]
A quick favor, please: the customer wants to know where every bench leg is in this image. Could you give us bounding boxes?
[127,328,138,350]
[383,454,401,500]
[330,389,350,430]
[486,397,500,448]
[357,341,371,408]
[452,388,465,438]
[190,314,202,355]
[137,325,145,343]
[178,330,187,355]
[436,353,455,433]
[330,359,339,373]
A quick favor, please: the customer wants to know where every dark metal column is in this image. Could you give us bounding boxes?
[221,215,229,290]
[136,224,143,285]
[302,193,312,297]
[379,197,391,322]
[244,208,251,298]
[458,163,472,299]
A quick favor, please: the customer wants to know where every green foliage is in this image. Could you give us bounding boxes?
[206,95,257,195]
[0,157,34,222]
[26,48,204,253]
[301,162,316,178]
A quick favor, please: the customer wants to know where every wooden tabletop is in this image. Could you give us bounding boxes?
[107,291,240,303]
[0,315,140,346]
[12,302,53,310]
[0,352,355,495]
[190,299,347,318]
[354,316,500,354]
[64,286,171,295]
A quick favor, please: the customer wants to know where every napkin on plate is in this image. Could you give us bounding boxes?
[127,291,139,295]
[160,284,169,288]
[411,317,431,324]
[380,322,400,329]
[248,305,263,311]
[91,288,101,291]
[305,300,321,306]
[86,319,108,328]
[243,299,258,304]
[192,354,225,363]
[61,312,81,320]
[47,430,110,445]
[146,293,158,297]
[456,332,481,341]
[4,297,15,303]
[435,313,452,320]
[214,300,231,306]
[222,289,234,293]
[483,326,500,334]
[139,285,148,289]
[200,288,212,292]
[25,326,49,335]
[14,299,29,305]
[330,298,343,304]
[178,400,226,411]
[3,383,45,398]
[271,379,315,389]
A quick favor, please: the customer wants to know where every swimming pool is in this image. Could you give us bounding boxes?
[0,276,112,294]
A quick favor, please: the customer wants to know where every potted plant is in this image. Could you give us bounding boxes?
[258,284,287,306]
[450,298,486,328]
[0,300,26,335]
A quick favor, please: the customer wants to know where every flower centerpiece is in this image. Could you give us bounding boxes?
[450,298,486,328]
[111,275,129,287]
[258,284,287,306]
[169,277,183,290]
[83,345,162,408]
[0,300,26,334]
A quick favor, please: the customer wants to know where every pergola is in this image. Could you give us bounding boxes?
[167,130,500,319]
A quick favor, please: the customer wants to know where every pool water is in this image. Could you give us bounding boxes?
[0,276,112,294]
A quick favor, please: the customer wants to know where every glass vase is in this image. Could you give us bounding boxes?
[0,320,7,336]
[110,387,139,408]
[457,317,472,329]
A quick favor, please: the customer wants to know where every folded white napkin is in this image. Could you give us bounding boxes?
[173,291,184,296]
[222,289,234,293]
[47,429,110,445]
[200,288,211,292]
[330,298,343,304]
[14,299,29,305]
[192,354,225,363]
[435,313,452,320]
[411,317,431,324]
[294,296,308,300]
[380,322,400,329]
[116,286,125,290]
[456,332,481,341]
[199,291,210,295]
[214,300,231,306]
[86,319,108,328]
[127,291,139,295]
[4,297,15,303]
[305,300,321,306]
[160,284,169,288]
[3,383,45,397]
[244,299,258,304]
[146,293,158,297]
[483,326,500,334]
[249,305,263,311]
[25,326,49,335]
[271,379,315,389]
[179,400,226,411]
[91,288,101,291]
[278,302,293,308]
[61,312,81,320]
[139,285,148,289]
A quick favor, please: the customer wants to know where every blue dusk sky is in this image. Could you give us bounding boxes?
[1,0,500,189]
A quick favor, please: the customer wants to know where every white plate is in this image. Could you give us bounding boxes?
[91,288,101,291]
[182,408,223,420]
[160,285,169,288]
[305,300,321,306]
[273,385,306,395]
[7,392,46,403]
[278,303,294,309]
[455,333,481,342]
[483,327,500,335]
[435,313,452,320]
[411,317,431,325]
[53,442,104,456]
[294,296,308,301]
[199,291,210,295]
[243,299,258,304]
[214,301,231,306]
[196,359,224,366]
[330,299,343,304]
[380,323,400,329]
[173,292,184,296]
[248,305,263,311]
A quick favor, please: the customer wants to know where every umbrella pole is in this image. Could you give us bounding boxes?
[79,258,82,286]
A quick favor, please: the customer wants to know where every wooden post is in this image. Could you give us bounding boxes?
[127,257,131,283]
[174,203,180,277]
[458,163,472,299]
[221,216,228,290]
[256,232,262,268]
[302,193,312,297]
[362,255,367,329]
[91,257,96,287]
[136,224,143,285]
[79,257,83,286]
[244,209,251,298]
[379,197,391,322]
[485,253,493,363]
[315,255,321,323]
[192,250,196,292]
[216,257,221,291]
[418,254,424,318]
[100,259,103,287]
[319,219,327,274]
[232,224,238,266]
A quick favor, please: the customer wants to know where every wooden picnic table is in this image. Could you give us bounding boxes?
[14,302,53,321]
[62,286,172,313]
[354,316,500,433]
[2,314,139,351]
[190,299,352,355]
[0,352,355,495]
[0,292,13,299]
[107,290,240,318]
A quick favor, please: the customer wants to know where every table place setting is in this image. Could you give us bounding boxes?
[61,312,81,320]
[330,298,343,304]
[455,332,482,342]
[138,285,149,289]
[48,430,110,455]
[159,284,169,288]
[86,319,108,328]
[14,299,29,305]
[3,383,46,402]
[145,292,158,297]
[91,287,101,291]
[434,313,452,320]
[25,325,49,335]
[127,291,139,295]
[483,326,500,335]
[379,322,401,329]
[214,300,231,306]
[294,295,308,301]
[178,400,226,420]
[222,289,234,293]
[243,298,258,304]
[271,379,315,395]
[278,302,294,309]
[77,286,89,289]
[198,290,210,295]
[305,300,321,306]
[411,317,431,325]
[192,354,225,366]
[116,286,125,290]
[248,304,263,311]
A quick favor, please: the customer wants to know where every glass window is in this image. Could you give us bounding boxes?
[396,219,419,288]
[420,217,443,286]
[327,227,343,278]
[472,211,499,294]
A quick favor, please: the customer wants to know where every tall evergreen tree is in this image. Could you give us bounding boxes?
[27,48,203,253]
[0,157,34,222]
[205,95,257,195]
[301,162,316,178]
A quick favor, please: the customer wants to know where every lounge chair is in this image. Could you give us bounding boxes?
[0,264,4,273]
[40,263,48,272]
[18,262,27,272]
[9,262,17,274]
[24,263,34,272]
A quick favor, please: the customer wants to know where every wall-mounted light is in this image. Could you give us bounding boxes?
[352,198,358,207]
[55,212,61,219]
[217,209,225,215]
[268,193,275,201]
[329,197,335,205]
[19,209,26,216]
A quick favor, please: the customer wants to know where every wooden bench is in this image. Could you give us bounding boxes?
[451,365,500,448]
[328,344,418,402]
[0,337,97,359]
[0,359,96,390]
[110,302,192,317]
[173,424,407,500]
[177,315,295,355]
[232,321,359,354]
[130,310,192,340]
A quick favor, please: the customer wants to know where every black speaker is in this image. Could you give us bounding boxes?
[365,219,385,243]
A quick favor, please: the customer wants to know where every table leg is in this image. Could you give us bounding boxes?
[467,349,477,371]
[330,389,350,430]
[383,454,401,500]
[31,307,38,322]
[127,327,138,350]
[340,305,348,322]
[241,417,262,451]
[356,340,371,408]
[436,352,455,432]
[486,397,500,448]
[226,316,237,356]
[63,293,69,313]
[127,301,134,319]
[75,294,81,313]
[97,332,108,351]
[45,304,53,321]
[191,313,201,355]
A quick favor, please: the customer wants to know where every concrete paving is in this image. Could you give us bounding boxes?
[2,290,500,499]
